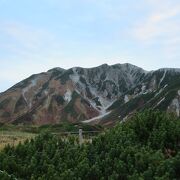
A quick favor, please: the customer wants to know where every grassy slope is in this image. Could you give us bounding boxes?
[0,131,36,150]
[0,122,103,150]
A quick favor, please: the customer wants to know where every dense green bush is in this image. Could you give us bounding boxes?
[0,110,179,179]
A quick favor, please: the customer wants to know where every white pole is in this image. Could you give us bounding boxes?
[79,129,83,145]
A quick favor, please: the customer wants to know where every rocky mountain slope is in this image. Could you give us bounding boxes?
[0,63,180,126]
[95,68,180,126]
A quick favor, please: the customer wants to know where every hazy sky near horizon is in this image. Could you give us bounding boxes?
[0,0,180,92]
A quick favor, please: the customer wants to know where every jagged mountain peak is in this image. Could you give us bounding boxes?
[95,63,109,68]
[47,67,65,73]
[111,63,146,71]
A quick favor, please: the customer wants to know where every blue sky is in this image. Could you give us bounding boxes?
[0,0,180,92]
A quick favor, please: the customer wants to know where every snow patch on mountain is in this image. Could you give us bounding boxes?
[171,98,180,117]
[88,98,101,112]
[64,90,72,103]
[178,90,180,96]
[155,89,163,97]
[159,70,167,87]
[83,111,111,123]
[22,90,28,105]
[45,95,51,109]
[98,96,112,109]
[124,95,129,103]
[155,85,168,97]
[44,90,48,96]
[141,85,146,92]
[22,78,39,108]
[70,67,80,83]
[156,97,165,107]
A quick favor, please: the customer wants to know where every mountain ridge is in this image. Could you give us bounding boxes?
[0,63,180,126]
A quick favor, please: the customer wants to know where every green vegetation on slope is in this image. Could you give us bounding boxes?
[0,122,103,150]
[0,121,102,134]
[0,131,36,151]
[0,110,180,179]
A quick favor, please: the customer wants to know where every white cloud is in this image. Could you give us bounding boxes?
[133,1,180,43]
[133,0,180,43]
[131,0,180,62]
[0,22,59,52]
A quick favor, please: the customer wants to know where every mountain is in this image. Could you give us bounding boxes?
[0,63,180,126]
[96,68,180,126]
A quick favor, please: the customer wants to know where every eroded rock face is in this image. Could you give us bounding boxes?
[0,63,180,125]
